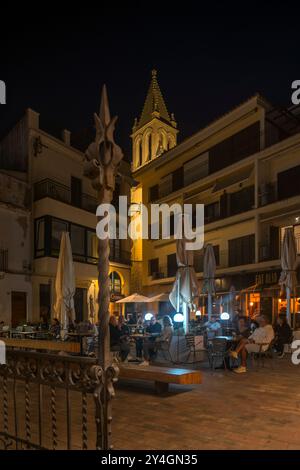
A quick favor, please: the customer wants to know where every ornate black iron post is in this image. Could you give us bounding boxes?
[84,85,123,449]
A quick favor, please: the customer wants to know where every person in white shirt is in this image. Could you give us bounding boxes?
[230,315,274,373]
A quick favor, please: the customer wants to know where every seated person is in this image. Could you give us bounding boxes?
[230,315,274,373]
[50,318,61,338]
[146,315,162,336]
[204,314,222,339]
[235,316,251,340]
[118,315,130,336]
[232,309,250,332]
[274,315,293,358]
[109,315,130,362]
[140,315,173,366]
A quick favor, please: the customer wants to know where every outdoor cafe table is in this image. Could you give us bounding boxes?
[129,333,161,361]
[67,332,94,355]
[10,330,40,339]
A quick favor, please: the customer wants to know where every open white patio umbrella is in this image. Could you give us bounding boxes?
[279,227,298,326]
[202,244,216,321]
[169,238,199,333]
[148,293,170,302]
[115,293,151,303]
[54,232,76,335]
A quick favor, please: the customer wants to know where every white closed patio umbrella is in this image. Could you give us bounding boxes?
[279,227,298,326]
[202,244,216,321]
[54,232,76,335]
[169,238,199,333]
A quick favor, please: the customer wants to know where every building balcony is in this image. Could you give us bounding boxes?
[34,179,98,214]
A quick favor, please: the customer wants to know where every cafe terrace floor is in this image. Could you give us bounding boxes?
[113,356,300,450]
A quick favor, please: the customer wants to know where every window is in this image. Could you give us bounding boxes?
[147,133,152,160]
[230,186,254,216]
[51,218,68,255]
[204,202,220,223]
[172,166,184,192]
[228,234,255,267]
[35,216,99,265]
[148,258,159,276]
[184,152,209,186]
[167,253,177,277]
[159,173,172,198]
[70,224,85,261]
[110,271,122,294]
[149,184,159,202]
[35,218,45,256]
[277,165,300,200]
[209,123,260,174]
[87,230,98,263]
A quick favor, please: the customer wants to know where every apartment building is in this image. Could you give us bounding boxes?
[131,72,300,322]
[0,171,31,326]
[0,108,131,326]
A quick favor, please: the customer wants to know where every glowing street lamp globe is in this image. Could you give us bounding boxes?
[174,313,184,323]
[220,312,230,321]
[144,313,153,321]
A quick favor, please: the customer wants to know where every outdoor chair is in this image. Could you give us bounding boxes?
[207,337,228,371]
[155,336,173,363]
[249,339,275,370]
[185,334,197,362]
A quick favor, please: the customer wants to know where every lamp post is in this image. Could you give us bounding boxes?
[84,85,123,449]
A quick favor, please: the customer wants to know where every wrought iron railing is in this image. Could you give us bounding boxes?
[0,349,118,450]
[34,179,98,214]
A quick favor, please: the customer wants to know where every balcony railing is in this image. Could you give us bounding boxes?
[34,179,98,214]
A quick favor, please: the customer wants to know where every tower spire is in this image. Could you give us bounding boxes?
[137,70,174,130]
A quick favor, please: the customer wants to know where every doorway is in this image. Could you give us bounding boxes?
[74,287,87,322]
[11,291,27,327]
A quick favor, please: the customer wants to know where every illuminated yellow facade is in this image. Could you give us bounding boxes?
[131,76,300,322]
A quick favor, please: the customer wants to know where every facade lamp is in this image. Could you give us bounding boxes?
[144,313,153,321]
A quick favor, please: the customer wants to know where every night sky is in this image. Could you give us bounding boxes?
[0,10,299,160]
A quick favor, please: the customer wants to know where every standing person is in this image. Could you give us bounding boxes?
[230,315,274,373]
[140,315,173,366]
[274,315,293,358]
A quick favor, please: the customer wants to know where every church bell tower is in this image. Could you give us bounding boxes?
[131,70,178,170]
